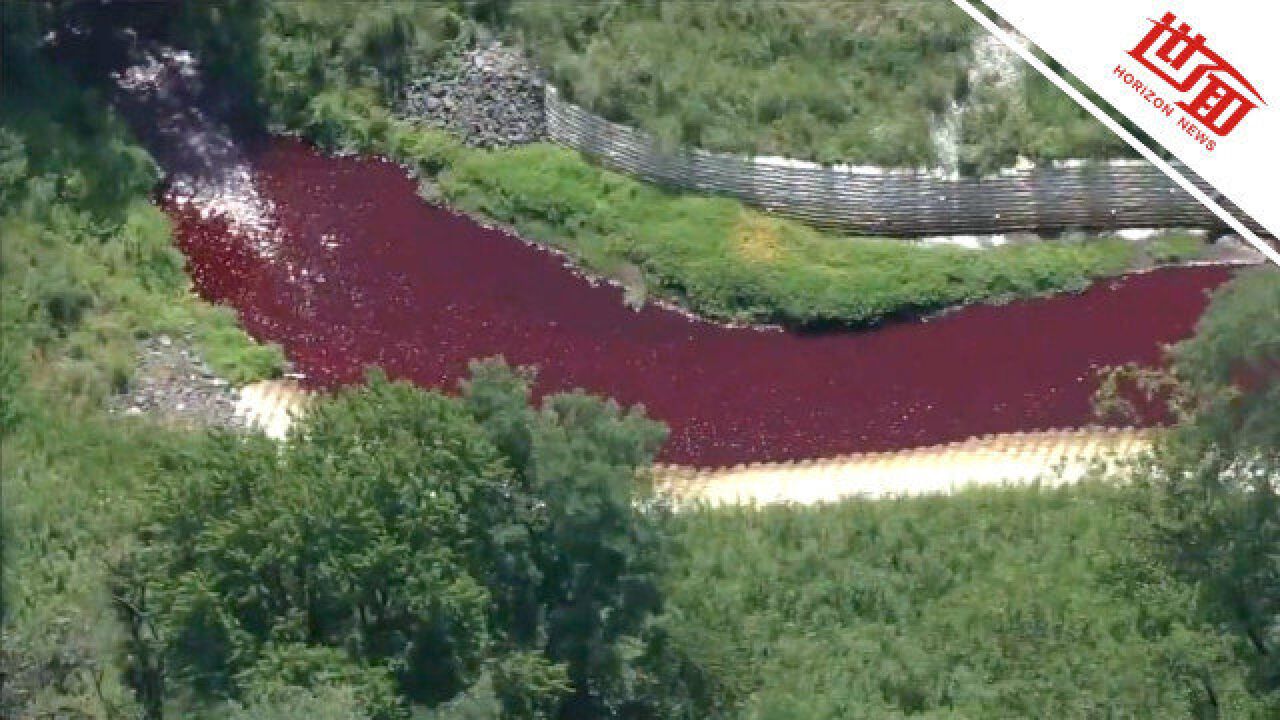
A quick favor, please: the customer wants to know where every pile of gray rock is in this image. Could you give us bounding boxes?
[403,41,546,147]
[110,334,239,429]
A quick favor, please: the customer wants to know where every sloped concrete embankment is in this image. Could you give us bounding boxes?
[234,380,1146,505]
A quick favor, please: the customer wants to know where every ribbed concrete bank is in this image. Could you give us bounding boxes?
[654,429,1147,506]
[233,378,306,441]
[235,380,1147,504]
[545,86,1263,237]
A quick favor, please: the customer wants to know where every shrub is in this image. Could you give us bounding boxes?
[498,1,1128,170]
[1141,268,1280,695]
[119,364,695,717]
[665,484,1271,717]
[0,47,280,719]
[239,644,405,720]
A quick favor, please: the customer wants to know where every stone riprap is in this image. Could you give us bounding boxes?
[403,42,546,148]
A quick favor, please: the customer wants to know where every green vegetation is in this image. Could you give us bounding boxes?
[1,15,279,716]
[255,5,1142,327]
[498,1,1128,171]
[1145,233,1209,265]
[1145,267,1280,696]
[666,484,1269,717]
[118,364,701,719]
[0,33,283,396]
[957,65,1133,175]
[509,1,971,167]
[4,3,1275,719]
[655,265,1280,718]
[651,268,1280,718]
[438,143,1136,326]
[3,401,203,716]
[258,1,471,132]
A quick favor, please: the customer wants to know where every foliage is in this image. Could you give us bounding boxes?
[507,1,970,167]
[259,0,470,132]
[1169,267,1280,450]
[0,31,279,718]
[1,405,200,718]
[1145,233,1208,265]
[494,0,1126,170]
[118,363,695,718]
[958,58,1132,175]
[253,0,1127,172]
[459,360,677,717]
[665,484,1269,718]
[223,682,377,720]
[0,58,283,396]
[172,0,269,125]
[1137,267,1280,699]
[258,83,1138,328]
[234,644,404,720]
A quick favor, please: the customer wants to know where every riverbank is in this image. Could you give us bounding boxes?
[295,86,1223,327]
[165,135,1233,466]
[229,379,1153,503]
[237,2,1226,329]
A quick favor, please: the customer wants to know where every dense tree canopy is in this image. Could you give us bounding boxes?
[118,364,698,719]
[1143,268,1280,698]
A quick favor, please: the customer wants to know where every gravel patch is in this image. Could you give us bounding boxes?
[109,334,238,429]
[403,41,546,147]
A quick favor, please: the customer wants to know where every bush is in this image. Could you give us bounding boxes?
[506,1,973,167]
[0,64,282,397]
[118,363,698,718]
[224,683,376,720]
[1,406,203,718]
[259,1,469,131]
[664,484,1270,717]
[499,1,1127,170]
[0,44,281,719]
[238,644,405,720]
[1145,234,1207,265]
[119,381,516,708]
[1140,268,1280,697]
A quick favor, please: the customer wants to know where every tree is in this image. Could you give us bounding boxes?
[120,361,694,718]
[1143,267,1280,697]
[120,371,529,717]
[461,358,676,718]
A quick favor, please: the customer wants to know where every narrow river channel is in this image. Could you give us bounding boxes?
[166,137,1233,466]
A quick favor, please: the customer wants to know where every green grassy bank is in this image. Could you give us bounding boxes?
[502,1,1130,172]
[284,90,1145,328]
[1,32,281,717]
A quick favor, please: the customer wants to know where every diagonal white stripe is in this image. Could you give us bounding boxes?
[951,0,1280,267]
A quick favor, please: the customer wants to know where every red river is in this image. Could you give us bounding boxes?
[167,138,1233,466]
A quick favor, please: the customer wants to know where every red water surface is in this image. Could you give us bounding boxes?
[167,138,1233,466]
